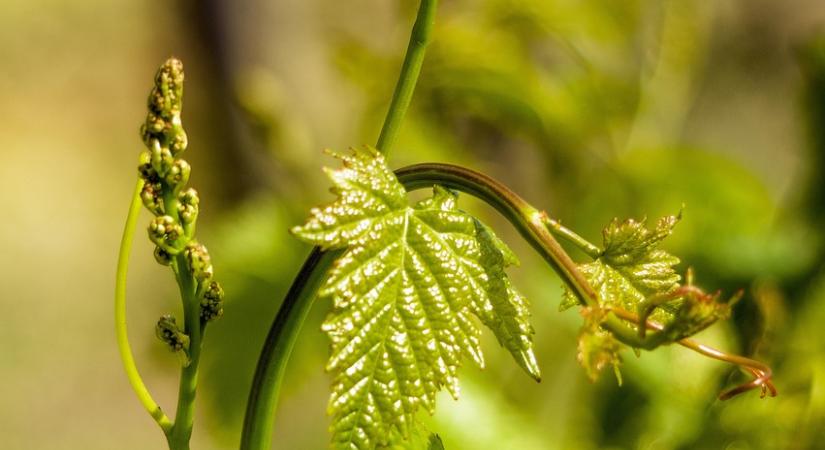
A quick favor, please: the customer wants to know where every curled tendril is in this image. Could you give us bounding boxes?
[637,269,742,341]
[609,306,776,400]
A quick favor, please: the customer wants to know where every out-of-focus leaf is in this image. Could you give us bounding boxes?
[426,433,445,450]
[577,309,623,384]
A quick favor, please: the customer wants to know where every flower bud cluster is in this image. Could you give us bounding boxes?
[137,58,192,220]
[200,281,225,322]
[156,314,191,366]
[185,242,214,282]
[136,58,224,337]
[141,58,187,154]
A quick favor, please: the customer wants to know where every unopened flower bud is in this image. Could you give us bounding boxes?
[154,247,173,265]
[155,314,190,366]
[165,159,191,191]
[138,162,160,184]
[140,182,164,216]
[179,188,200,225]
[200,281,224,322]
[141,59,186,149]
[149,139,175,177]
[169,127,188,156]
[148,215,185,253]
[153,59,184,110]
[184,241,213,282]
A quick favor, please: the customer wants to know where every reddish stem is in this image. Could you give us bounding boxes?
[610,307,776,400]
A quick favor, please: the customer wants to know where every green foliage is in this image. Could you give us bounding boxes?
[426,433,444,450]
[114,3,791,449]
[293,146,539,449]
[576,307,622,384]
[561,213,748,383]
[560,214,681,320]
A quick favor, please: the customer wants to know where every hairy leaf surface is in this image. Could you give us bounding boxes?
[293,146,539,450]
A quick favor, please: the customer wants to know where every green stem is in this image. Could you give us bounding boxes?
[243,159,775,450]
[115,178,173,435]
[240,248,338,450]
[395,163,602,310]
[396,163,775,398]
[376,0,438,153]
[240,2,437,449]
[167,255,202,450]
[542,216,601,259]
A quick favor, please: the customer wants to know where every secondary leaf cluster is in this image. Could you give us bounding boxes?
[561,215,682,318]
[293,146,539,449]
[562,214,682,381]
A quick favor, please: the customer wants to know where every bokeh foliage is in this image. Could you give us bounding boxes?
[2,0,824,449]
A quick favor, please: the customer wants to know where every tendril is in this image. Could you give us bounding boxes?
[609,306,776,400]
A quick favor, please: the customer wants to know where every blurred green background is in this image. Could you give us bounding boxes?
[2,0,825,448]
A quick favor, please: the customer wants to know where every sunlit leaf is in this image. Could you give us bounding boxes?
[293,146,539,449]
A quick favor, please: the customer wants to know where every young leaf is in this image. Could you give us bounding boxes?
[561,215,682,322]
[293,146,539,449]
[576,308,622,384]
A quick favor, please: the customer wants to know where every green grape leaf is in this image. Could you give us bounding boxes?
[561,214,682,322]
[576,308,623,384]
[293,146,540,450]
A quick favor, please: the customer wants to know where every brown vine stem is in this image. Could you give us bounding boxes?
[395,162,776,401]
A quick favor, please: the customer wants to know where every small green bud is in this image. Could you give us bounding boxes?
[154,58,184,109]
[179,188,200,225]
[200,280,224,322]
[149,139,175,177]
[142,59,186,150]
[138,162,160,184]
[165,159,191,192]
[148,215,185,253]
[169,126,188,156]
[154,247,173,265]
[155,314,191,366]
[140,182,164,216]
[184,241,213,282]
[141,112,166,143]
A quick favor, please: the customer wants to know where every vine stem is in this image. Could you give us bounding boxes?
[396,163,775,399]
[115,178,173,435]
[245,1,770,447]
[376,0,438,153]
[240,2,438,449]
[243,160,775,448]
[240,248,338,450]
